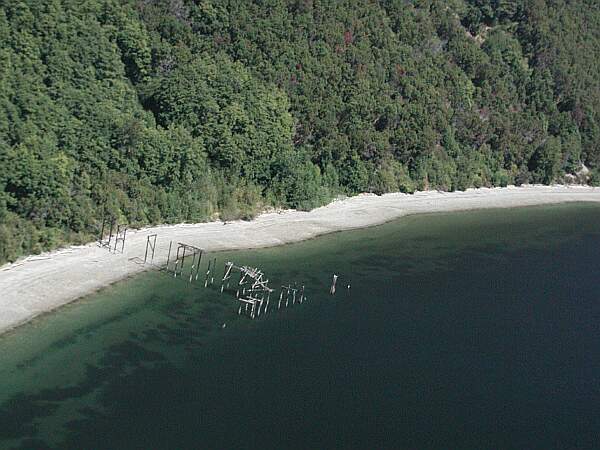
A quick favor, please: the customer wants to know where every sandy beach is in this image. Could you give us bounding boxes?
[1,184,599,335]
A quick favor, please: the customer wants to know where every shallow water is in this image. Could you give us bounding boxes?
[1,204,600,449]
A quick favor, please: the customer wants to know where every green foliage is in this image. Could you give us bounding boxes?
[1,0,600,264]
[529,136,562,184]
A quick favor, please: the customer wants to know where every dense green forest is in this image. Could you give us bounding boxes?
[1,0,599,263]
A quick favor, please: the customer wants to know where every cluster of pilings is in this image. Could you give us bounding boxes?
[166,242,203,282]
[220,262,307,319]
[221,262,273,319]
[204,257,218,287]
[138,233,313,320]
[277,284,305,309]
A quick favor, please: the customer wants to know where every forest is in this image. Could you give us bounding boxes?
[1,0,599,263]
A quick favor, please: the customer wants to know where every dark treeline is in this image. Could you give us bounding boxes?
[1,0,599,263]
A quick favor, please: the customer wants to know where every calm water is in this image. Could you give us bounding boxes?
[1,204,600,449]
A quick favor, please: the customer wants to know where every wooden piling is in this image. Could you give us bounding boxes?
[166,241,173,271]
[194,250,203,281]
[205,258,211,287]
[121,228,127,253]
[173,245,180,277]
[99,217,106,243]
[179,245,186,278]
[144,234,157,264]
[330,274,338,295]
[211,258,216,285]
[107,219,115,249]
[189,251,202,283]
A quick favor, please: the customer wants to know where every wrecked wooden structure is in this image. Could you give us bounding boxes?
[130,231,311,319]
[217,261,310,319]
[219,262,279,319]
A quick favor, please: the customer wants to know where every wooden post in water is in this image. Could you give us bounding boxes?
[189,250,199,283]
[188,251,195,282]
[195,251,203,281]
[179,245,186,278]
[205,258,212,287]
[330,274,338,295]
[173,245,181,277]
[221,262,233,292]
[211,257,216,285]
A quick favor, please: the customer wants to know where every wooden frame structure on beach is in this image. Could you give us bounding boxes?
[113,224,127,253]
[98,216,115,249]
[98,216,127,253]
[144,234,157,264]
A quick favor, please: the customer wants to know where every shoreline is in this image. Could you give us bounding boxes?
[1,185,600,336]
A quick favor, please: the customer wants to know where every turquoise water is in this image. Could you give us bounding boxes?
[1,204,600,449]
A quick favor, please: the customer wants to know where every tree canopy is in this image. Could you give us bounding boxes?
[1,0,599,263]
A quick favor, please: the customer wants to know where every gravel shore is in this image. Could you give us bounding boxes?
[1,185,599,335]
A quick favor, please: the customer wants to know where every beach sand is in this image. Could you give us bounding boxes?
[1,185,599,335]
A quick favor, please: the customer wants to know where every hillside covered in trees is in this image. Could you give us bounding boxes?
[1,0,599,263]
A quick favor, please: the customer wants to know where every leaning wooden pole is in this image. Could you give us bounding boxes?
[205,258,212,287]
[189,251,197,283]
[121,228,127,253]
[195,250,203,281]
[166,240,173,271]
[211,257,217,285]
[99,218,106,243]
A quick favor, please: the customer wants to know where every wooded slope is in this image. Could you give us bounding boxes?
[1,0,599,263]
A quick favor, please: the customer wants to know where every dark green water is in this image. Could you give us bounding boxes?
[1,204,600,449]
